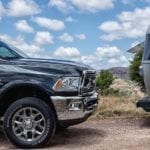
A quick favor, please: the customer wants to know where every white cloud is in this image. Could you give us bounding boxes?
[0,34,41,56]
[53,46,80,58]
[108,56,128,67]
[33,17,65,31]
[72,0,114,12]
[130,41,140,48]
[6,0,41,17]
[0,34,15,44]
[120,55,128,62]
[108,58,118,64]
[49,0,114,13]
[15,20,34,33]
[59,33,74,42]
[52,45,129,69]
[90,46,128,69]
[99,21,122,32]
[49,0,73,13]
[75,34,86,40]
[95,46,121,58]
[99,7,150,41]
[34,31,53,45]
[17,42,42,55]
[81,55,97,64]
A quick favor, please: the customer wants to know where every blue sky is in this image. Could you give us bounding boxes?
[0,0,150,70]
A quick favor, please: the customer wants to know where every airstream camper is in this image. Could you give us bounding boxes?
[137,27,150,112]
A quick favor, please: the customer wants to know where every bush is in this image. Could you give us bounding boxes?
[110,78,145,97]
[96,70,114,95]
[129,51,145,89]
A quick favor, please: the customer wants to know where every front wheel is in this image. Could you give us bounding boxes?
[3,97,56,148]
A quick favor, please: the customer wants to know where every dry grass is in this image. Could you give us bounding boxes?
[91,78,150,119]
[92,95,150,119]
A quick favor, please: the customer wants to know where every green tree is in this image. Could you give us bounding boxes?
[129,50,145,88]
[96,70,114,95]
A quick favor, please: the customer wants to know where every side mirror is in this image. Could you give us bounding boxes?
[139,65,144,77]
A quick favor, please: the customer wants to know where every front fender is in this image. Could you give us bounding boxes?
[0,80,55,99]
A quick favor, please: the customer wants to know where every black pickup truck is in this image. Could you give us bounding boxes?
[0,41,98,148]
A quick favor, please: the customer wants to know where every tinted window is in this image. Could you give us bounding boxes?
[0,41,28,59]
[0,46,20,59]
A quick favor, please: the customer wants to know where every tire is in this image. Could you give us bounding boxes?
[3,97,56,148]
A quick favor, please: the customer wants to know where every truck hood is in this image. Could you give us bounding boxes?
[10,58,92,76]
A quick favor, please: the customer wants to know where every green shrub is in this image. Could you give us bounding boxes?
[129,51,145,89]
[105,88,120,96]
[96,70,114,95]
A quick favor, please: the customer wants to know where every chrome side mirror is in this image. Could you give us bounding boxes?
[139,65,144,77]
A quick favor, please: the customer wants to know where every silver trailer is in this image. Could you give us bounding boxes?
[137,27,150,112]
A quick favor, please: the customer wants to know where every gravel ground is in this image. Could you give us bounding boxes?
[0,118,150,150]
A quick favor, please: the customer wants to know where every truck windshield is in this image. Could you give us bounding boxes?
[0,41,29,60]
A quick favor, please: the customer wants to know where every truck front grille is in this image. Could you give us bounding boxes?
[80,70,96,95]
[85,100,98,111]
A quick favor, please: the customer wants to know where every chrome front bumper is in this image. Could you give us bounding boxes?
[51,92,99,121]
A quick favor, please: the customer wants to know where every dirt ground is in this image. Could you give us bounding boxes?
[0,118,150,150]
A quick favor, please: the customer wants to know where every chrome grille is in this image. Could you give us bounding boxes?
[80,70,96,95]
[85,100,98,111]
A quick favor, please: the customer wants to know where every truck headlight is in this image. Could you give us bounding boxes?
[52,77,81,91]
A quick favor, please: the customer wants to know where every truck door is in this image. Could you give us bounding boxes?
[0,44,13,90]
[0,59,9,89]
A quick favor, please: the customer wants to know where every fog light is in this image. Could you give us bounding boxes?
[68,101,83,111]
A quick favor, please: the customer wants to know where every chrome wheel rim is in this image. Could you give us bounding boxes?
[12,107,46,142]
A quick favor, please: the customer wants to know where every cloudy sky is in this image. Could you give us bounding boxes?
[0,0,150,70]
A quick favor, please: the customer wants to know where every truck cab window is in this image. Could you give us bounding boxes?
[0,46,20,59]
